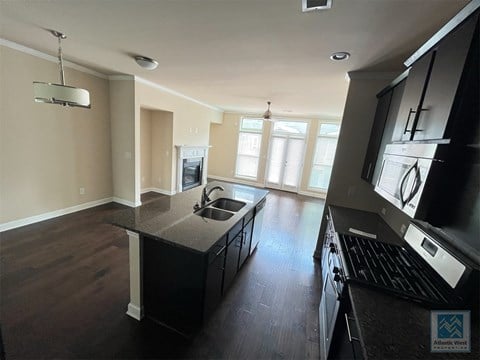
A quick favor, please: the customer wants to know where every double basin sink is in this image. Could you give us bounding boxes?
[194,198,246,221]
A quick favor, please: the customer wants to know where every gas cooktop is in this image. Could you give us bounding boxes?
[337,233,461,307]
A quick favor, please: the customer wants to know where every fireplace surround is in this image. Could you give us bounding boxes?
[175,145,210,192]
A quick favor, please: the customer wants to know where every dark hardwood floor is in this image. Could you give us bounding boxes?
[0,189,324,359]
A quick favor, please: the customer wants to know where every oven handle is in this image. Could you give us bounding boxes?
[399,161,417,207]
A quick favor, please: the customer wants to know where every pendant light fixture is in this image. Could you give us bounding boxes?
[263,101,272,121]
[33,30,91,108]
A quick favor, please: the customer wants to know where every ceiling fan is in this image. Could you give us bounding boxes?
[263,101,273,121]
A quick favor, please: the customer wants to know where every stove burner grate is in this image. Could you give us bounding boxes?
[338,234,457,306]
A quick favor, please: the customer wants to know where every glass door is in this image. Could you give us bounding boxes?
[265,121,308,192]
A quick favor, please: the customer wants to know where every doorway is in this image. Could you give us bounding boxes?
[265,120,308,192]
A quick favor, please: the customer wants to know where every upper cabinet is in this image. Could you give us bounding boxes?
[361,75,406,184]
[392,52,434,142]
[362,7,479,186]
[392,13,479,142]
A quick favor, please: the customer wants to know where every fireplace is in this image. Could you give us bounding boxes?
[176,145,210,193]
[182,158,203,191]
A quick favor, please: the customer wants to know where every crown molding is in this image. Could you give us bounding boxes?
[0,38,108,79]
[108,75,135,81]
[134,76,223,113]
[222,110,341,122]
[347,71,401,80]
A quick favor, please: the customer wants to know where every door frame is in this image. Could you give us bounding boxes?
[264,120,309,192]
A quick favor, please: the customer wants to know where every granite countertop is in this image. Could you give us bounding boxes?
[109,181,268,254]
[328,205,479,359]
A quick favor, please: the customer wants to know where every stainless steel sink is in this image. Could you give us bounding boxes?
[195,207,234,221]
[210,198,246,212]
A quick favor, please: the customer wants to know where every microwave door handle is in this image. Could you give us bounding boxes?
[405,166,422,204]
[399,162,416,207]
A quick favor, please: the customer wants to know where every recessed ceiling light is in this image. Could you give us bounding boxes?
[134,55,159,70]
[330,52,350,61]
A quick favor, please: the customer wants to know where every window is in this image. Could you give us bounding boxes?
[309,123,340,190]
[235,118,263,179]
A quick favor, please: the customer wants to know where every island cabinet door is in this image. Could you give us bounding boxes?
[143,237,205,335]
[203,241,226,321]
[223,231,242,293]
[238,219,253,270]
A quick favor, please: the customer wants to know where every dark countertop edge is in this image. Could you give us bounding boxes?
[111,223,208,256]
[110,183,268,255]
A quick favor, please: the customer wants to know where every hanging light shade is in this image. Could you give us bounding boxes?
[263,101,272,120]
[33,30,91,109]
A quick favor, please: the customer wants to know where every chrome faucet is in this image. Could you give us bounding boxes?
[201,185,224,206]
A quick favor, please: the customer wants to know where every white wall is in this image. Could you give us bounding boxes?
[109,76,137,206]
[135,79,223,198]
[140,108,153,191]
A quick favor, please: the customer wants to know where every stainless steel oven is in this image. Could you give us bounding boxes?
[375,143,447,218]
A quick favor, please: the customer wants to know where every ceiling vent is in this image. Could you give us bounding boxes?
[302,0,332,12]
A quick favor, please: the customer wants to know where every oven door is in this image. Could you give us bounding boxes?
[319,244,343,360]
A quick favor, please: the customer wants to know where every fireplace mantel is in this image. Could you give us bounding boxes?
[175,145,210,193]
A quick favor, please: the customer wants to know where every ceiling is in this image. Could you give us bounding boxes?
[0,0,470,118]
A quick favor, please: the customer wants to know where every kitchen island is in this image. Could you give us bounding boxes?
[109,181,268,336]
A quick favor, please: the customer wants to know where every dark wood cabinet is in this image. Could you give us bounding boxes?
[142,201,266,336]
[204,241,226,320]
[413,14,477,141]
[328,300,364,360]
[238,218,253,269]
[361,70,408,185]
[393,13,478,142]
[361,89,392,182]
[143,237,206,335]
[392,51,434,142]
[362,75,406,185]
[224,229,242,293]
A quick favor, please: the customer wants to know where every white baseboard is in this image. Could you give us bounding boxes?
[140,187,175,196]
[207,174,265,188]
[298,190,327,199]
[112,197,140,207]
[0,197,114,232]
[126,303,144,321]
[208,175,327,199]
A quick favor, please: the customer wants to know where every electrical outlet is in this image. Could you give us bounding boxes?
[381,208,386,215]
[79,187,85,195]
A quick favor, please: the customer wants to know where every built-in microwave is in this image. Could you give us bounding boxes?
[375,143,448,218]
